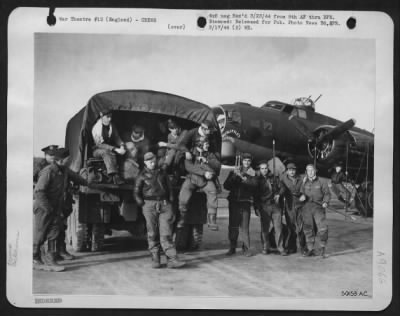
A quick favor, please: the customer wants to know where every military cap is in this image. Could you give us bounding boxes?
[144,152,156,161]
[167,119,180,130]
[334,161,343,167]
[41,145,58,155]
[287,162,297,169]
[100,110,113,117]
[305,163,317,170]
[258,160,269,166]
[132,124,144,133]
[54,148,69,160]
[242,153,253,160]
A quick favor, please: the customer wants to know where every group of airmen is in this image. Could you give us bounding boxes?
[33,110,349,271]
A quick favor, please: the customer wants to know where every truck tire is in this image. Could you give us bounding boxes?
[91,223,105,251]
[67,195,90,252]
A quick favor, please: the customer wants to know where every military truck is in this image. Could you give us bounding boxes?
[65,90,221,252]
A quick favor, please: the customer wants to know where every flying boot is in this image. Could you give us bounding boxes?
[151,251,161,269]
[33,245,45,271]
[57,239,75,260]
[207,214,219,231]
[41,240,65,272]
[167,256,186,269]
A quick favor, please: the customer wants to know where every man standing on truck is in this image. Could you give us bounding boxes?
[92,111,126,185]
[178,120,219,160]
[134,152,186,269]
[33,148,89,272]
[157,119,188,171]
[177,139,221,231]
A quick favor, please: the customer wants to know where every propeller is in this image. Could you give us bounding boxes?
[289,115,356,146]
[316,119,356,144]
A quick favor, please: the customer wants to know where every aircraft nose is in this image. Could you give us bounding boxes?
[221,139,236,164]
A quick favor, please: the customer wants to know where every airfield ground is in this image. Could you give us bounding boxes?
[33,200,373,298]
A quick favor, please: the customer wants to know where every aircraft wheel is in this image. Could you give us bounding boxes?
[367,191,373,216]
[356,181,373,217]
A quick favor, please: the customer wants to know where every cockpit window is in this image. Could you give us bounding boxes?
[298,109,307,119]
[290,108,307,119]
[262,102,285,111]
[226,110,242,124]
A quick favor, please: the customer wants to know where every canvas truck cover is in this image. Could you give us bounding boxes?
[65,90,220,172]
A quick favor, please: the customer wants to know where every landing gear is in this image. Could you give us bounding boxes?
[355,181,373,217]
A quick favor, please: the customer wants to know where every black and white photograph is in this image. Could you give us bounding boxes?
[6,7,394,310]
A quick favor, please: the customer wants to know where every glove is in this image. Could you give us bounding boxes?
[115,146,126,155]
[185,152,192,160]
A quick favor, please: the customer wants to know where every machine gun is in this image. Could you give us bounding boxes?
[271,139,280,195]
[234,151,256,180]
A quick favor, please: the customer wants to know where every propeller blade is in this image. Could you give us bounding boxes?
[317,119,356,144]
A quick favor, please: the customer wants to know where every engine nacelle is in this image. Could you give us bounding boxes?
[307,126,348,163]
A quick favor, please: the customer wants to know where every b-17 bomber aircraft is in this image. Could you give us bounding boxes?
[213,96,374,214]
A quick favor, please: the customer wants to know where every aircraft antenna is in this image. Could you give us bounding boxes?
[313,142,317,169]
[345,143,349,216]
[314,94,323,104]
[272,139,277,191]
[365,142,370,217]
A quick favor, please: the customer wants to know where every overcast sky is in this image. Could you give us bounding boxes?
[34,33,375,156]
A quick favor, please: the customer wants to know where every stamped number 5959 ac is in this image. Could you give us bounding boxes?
[341,290,368,297]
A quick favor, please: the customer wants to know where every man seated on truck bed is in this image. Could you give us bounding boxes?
[123,124,151,168]
[157,119,188,172]
[92,111,126,185]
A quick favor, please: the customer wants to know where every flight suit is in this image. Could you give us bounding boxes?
[56,183,75,259]
[160,130,188,169]
[33,158,49,183]
[134,167,184,268]
[224,167,257,253]
[178,127,219,158]
[33,163,87,263]
[278,173,306,253]
[300,176,331,251]
[255,174,285,254]
[178,151,221,226]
